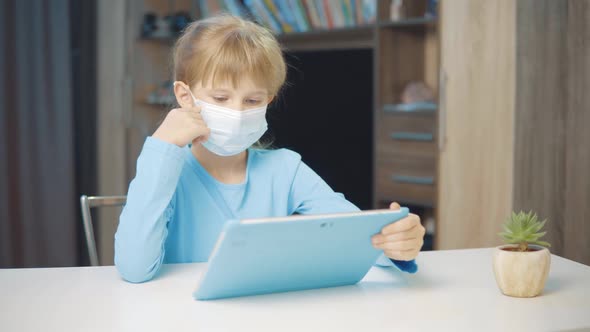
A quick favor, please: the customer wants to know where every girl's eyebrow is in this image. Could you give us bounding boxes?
[210,89,267,96]
[248,91,267,96]
[211,89,266,96]
[210,89,232,93]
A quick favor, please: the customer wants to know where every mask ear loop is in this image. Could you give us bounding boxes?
[174,81,199,106]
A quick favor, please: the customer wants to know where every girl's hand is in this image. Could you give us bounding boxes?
[152,106,211,147]
[371,202,425,261]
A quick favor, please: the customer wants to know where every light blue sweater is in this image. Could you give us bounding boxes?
[114,137,417,283]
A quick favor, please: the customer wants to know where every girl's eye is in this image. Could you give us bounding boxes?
[213,96,228,102]
[245,99,261,105]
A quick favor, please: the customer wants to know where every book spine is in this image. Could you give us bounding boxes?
[244,0,265,24]
[245,0,282,33]
[349,0,357,26]
[303,0,320,30]
[265,0,294,32]
[363,0,376,24]
[208,0,222,15]
[287,0,304,32]
[322,0,334,28]
[199,0,209,18]
[276,0,300,32]
[355,0,363,24]
[281,0,301,32]
[217,0,228,12]
[314,0,328,29]
[225,0,240,16]
[259,0,282,33]
[329,0,345,28]
[342,0,353,27]
[294,0,311,31]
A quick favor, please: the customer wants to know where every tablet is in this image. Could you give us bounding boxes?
[193,207,409,300]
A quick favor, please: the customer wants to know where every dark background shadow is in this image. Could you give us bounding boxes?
[266,50,374,210]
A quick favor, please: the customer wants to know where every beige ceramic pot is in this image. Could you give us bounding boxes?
[492,244,551,297]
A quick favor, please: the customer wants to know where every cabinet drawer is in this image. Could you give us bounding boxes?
[378,112,436,133]
[376,114,436,159]
[375,157,436,206]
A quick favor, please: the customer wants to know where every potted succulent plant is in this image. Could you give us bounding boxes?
[492,211,551,297]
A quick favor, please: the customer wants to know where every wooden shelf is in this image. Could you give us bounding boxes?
[144,101,172,107]
[378,16,437,28]
[383,102,438,114]
[137,17,435,52]
[276,17,434,52]
[138,34,178,43]
[278,26,375,52]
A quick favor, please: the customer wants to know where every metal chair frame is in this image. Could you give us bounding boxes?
[80,195,126,266]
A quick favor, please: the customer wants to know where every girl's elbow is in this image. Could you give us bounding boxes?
[114,248,162,283]
[115,257,159,283]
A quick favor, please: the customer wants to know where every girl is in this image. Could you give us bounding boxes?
[115,15,425,283]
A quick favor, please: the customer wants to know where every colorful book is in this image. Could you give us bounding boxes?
[322,0,334,28]
[355,0,364,24]
[217,0,229,12]
[276,0,301,32]
[259,0,283,32]
[198,0,209,17]
[342,0,353,27]
[264,0,294,32]
[362,0,376,24]
[303,0,321,30]
[243,0,261,23]
[349,0,357,26]
[329,0,345,28]
[294,0,311,31]
[314,0,328,29]
[287,0,308,32]
[225,0,249,16]
[199,0,223,17]
[244,0,282,33]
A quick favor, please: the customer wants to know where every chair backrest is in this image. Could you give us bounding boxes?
[80,195,126,266]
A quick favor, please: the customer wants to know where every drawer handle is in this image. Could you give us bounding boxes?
[391,132,434,141]
[392,175,434,185]
[383,102,437,114]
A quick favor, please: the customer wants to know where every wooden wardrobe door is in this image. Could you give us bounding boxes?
[437,0,516,249]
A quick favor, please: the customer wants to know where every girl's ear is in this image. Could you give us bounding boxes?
[173,81,195,108]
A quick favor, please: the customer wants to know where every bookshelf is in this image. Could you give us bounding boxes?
[97,0,439,263]
[373,1,439,252]
[277,17,435,52]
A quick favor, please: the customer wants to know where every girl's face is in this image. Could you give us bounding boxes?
[191,77,273,111]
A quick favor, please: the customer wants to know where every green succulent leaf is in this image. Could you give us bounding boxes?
[498,211,551,248]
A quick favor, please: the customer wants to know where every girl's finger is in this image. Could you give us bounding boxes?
[373,238,423,251]
[389,202,401,210]
[186,106,201,114]
[380,213,421,235]
[372,225,423,244]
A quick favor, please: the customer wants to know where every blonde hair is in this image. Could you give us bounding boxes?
[173,14,287,96]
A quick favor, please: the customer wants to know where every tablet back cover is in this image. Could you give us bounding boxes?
[194,208,409,300]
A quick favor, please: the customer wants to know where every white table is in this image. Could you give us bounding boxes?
[1,248,589,332]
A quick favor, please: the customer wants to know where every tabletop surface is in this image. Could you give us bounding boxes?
[1,248,589,332]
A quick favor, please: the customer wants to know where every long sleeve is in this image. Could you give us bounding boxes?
[288,160,418,273]
[114,137,185,283]
[288,160,359,215]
